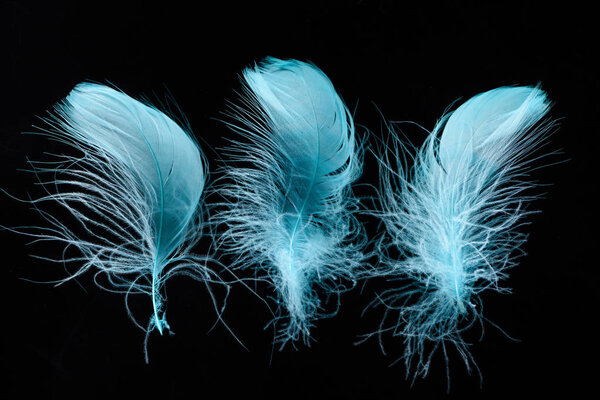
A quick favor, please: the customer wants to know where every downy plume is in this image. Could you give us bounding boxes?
[372,86,553,382]
[10,83,216,360]
[217,57,365,345]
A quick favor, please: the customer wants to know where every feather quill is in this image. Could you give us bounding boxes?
[15,83,212,355]
[217,57,364,345]
[373,86,552,381]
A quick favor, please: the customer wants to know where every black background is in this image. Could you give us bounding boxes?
[0,1,597,399]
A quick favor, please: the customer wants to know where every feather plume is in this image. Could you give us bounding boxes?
[13,83,214,357]
[217,57,364,345]
[372,86,552,381]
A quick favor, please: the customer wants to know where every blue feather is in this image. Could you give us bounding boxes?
[16,83,212,357]
[372,86,552,381]
[217,57,365,345]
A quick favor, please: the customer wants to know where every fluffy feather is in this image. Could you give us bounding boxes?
[217,57,364,345]
[15,83,213,356]
[373,86,552,381]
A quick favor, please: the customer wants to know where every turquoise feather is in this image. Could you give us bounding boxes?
[217,58,365,345]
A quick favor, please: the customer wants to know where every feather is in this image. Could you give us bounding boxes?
[372,86,552,381]
[15,83,212,356]
[217,57,364,345]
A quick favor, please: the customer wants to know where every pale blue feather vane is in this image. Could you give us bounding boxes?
[18,83,212,357]
[373,87,552,381]
[217,57,364,345]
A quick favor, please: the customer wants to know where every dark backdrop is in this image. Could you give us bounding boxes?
[0,1,596,399]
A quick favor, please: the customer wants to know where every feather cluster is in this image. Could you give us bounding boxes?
[216,57,365,345]
[5,60,556,379]
[373,86,552,380]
